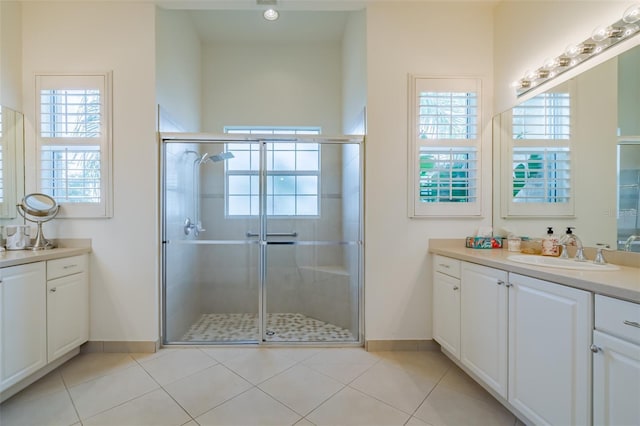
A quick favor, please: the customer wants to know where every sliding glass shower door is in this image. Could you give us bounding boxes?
[161,135,363,345]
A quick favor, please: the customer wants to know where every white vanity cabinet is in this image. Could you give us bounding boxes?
[0,252,89,399]
[0,262,47,391]
[508,273,592,426]
[460,262,508,398]
[432,254,595,425]
[592,295,640,426]
[432,255,461,358]
[47,255,89,363]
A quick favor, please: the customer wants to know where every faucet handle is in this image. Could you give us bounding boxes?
[594,243,612,265]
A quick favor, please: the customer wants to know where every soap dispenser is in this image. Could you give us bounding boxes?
[542,227,560,256]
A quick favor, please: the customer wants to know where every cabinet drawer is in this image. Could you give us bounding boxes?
[434,255,461,278]
[47,255,87,281]
[595,295,640,345]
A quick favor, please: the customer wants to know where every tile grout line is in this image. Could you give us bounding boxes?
[57,369,84,426]
[407,362,454,423]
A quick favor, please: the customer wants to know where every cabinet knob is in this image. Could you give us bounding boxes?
[497,280,504,286]
[453,286,459,291]
[590,344,601,353]
[505,282,513,288]
[49,288,57,293]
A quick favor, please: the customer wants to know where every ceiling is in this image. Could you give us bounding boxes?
[188,9,351,44]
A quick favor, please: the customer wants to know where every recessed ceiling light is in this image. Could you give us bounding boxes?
[263,8,279,21]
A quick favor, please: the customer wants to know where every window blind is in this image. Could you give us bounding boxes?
[409,76,482,217]
[512,93,570,140]
[40,146,101,203]
[502,84,574,217]
[418,92,478,140]
[419,147,477,203]
[36,73,112,217]
[511,147,570,203]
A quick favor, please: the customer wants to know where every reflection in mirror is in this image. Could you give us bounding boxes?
[0,106,25,221]
[494,44,640,252]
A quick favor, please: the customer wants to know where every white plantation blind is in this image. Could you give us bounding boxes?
[512,93,570,140]
[418,92,478,140]
[36,73,112,218]
[503,86,574,217]
[419,147,477,204]
[409,76,482,216]
[40,146,101,203]
[511,147,571,203]
[40,89,101,138]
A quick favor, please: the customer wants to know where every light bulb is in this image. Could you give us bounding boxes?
[565,44,581,57]
[263,8,279,21]
[591,26,609,42]
[622,3,640,24]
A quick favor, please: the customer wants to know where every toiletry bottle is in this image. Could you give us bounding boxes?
[542,227,560,256]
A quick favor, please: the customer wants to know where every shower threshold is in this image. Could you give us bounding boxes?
[180,312,355,343]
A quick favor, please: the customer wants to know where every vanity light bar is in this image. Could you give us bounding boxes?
[514,3,640,96]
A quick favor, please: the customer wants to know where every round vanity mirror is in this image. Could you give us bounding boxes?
[16,193,59,250]
[21,193,58,217]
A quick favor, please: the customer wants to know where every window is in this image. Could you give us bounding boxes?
[409,76,481,216]
[502,85,574,217]
[36,73,112,217]
[223,127,321,217]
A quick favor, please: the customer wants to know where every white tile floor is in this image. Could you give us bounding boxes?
[0,347,525,426]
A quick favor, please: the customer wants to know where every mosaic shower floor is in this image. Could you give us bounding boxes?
[181,312,355,342]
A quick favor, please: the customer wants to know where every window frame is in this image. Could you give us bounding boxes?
[408,75,482,217]
[500,83,576,218]
[35,72,113,218]
[223,127,322,218]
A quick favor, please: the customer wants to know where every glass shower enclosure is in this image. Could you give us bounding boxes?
[161,134,363,344]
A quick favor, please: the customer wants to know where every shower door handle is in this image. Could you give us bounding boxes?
[246,232,298,238]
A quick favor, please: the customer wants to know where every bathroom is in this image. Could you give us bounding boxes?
[1,0,637,354]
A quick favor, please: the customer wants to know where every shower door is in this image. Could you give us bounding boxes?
[161,135,363,345]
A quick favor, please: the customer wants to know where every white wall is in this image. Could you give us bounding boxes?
[156,8,202,132]
[342,9,367,135]
[494,1,630,113]
[364,2,494,341]
[21,2,159,342]
[201,42,342,134]
[0,1,22,110]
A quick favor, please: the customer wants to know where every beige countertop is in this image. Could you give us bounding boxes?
[430,239,640,304]
[0,240,91,269]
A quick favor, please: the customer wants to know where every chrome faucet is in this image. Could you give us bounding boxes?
[623,235,639,252]
[594,243,612,265]
[559,227,586,262]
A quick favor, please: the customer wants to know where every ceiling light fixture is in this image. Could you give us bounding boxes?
[263,8,279,21]
[514,2,640,96]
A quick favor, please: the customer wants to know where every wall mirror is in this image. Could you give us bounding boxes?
[0,105,25,221]
[493,43,640,252]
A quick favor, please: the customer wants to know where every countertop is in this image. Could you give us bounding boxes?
[0,240,91,269]
[430,240,640,304]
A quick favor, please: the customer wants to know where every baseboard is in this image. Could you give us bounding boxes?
[365,339,440,352]
[81,340,159,354]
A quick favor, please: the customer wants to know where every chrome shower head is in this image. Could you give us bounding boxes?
[208,152,235,162]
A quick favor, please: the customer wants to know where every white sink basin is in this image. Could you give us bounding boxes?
[507,255,619,271]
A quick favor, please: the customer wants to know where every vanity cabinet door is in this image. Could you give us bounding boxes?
[0,262,47,392]
[460,262,508,398]
[593,330,640,425]
[47,258,89,363]
[508,273,592,426]
[433,271,461,358]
